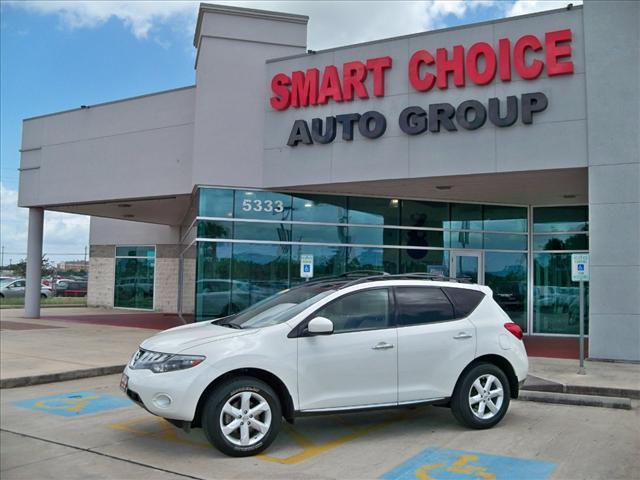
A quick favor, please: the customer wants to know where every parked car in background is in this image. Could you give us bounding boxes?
[55,280,88,297]
[0,279,53,299]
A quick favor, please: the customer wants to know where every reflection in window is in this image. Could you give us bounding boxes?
[446,231,483,249]
[290,246,346,285]
[348,196,399,225]
[533,206,588,233]
[234,190,292,221]
[485,252,527,331]
[401,229,445,249]
[483,205,527,232]
[199,188,233,218]
[314,288,390,333]
[292,194,347,223]
[347,247,398,274]
[483,233,527,251]
[196,242,232,320]
[533,234,588,251]
[231,243,290,309]
[291,224,346,244]
[234,222,291,242]
[534,253,589,334]
[448,203,483,230]
[348,226,399,246]
[401,200,448,229]
[114,252,155,310]
[400,249,449,276]
[395,287,455,325]
[197,221,232,239]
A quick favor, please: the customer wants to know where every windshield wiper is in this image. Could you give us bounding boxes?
[214,319,243,329]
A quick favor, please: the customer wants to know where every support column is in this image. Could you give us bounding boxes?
[24,207,44,318]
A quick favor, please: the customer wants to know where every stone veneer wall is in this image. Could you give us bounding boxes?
[88,243,180,313]
[87,245,115,308]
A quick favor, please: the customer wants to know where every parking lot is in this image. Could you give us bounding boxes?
[1,374,638,480]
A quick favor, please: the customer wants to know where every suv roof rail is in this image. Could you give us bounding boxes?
[338,272,474,289]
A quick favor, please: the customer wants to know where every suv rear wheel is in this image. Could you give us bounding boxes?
[202,377,281,457]
[451,363,510,429]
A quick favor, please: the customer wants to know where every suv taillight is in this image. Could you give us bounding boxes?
[504,322,523,340]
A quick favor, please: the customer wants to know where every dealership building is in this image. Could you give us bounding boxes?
[18,2,639,361]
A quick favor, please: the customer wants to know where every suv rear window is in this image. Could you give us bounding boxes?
[394,287,455,326]
[442,287,485,318]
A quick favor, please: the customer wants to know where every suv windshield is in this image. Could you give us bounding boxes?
[216,282,340,329]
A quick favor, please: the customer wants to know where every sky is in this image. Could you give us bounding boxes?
[0,0,579,265]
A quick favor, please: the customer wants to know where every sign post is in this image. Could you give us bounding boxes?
[571,254,589,375]
[300,254,314,281]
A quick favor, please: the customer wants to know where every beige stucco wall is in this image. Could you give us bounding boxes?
[87,245,115,308]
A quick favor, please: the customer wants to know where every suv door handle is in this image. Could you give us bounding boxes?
[453,332,473,340]
[372,342,394,350]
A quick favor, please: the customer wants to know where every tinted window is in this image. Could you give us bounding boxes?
[314,288,390,333]
[395,287,455,326]
[442,287,485,318]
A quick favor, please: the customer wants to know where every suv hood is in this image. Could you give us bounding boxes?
[140,321,255,354]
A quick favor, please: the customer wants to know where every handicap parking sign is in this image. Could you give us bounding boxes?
[380,447,556,480]
[12,391,131,417]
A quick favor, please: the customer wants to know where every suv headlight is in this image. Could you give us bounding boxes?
[130,349,205,373]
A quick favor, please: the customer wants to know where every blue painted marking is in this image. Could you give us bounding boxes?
[12,391,132,417]
[303,265,311,272]
[380,447,556,480]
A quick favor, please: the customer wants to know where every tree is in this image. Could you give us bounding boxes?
[5,256,55,277]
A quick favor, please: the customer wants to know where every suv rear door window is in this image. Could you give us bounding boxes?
[314,288,390,333]
[395,287,455,326]
[442,287,485,318]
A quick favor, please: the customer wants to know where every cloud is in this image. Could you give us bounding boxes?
[1,183,89,263]
[5,1,510,51]
[507,0,582,17]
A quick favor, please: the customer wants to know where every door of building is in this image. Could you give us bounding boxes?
[450,251,484,284]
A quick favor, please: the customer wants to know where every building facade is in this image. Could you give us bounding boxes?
[18,2,639,361]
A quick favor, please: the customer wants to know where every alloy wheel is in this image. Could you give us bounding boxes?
[219,391,272,447]
[468,374,504,420]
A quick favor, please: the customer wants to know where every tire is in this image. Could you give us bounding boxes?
[202,376,281,457]
[451,363,511,429]
[41,293,47,299]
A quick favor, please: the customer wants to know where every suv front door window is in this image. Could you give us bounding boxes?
[297,288,398,410]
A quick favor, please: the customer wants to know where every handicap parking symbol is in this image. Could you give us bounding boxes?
[12,391,132,417]
[303,265,311,273]
[380,448,556,480]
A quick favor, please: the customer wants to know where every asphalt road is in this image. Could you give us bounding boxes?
[1,374,638,480]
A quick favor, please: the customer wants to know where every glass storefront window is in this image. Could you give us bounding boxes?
[483,205,527,232]
[114,246,155,310]
[483,233,527,251]
[348,226,399,246]
[197,220,233,239]
[234,190,292,221]
[401,200,448,229]
[234,222,291,242]
[485,252,527,331]
[533,233,588,251]
[448,203,483,230]
[446,231,483,249]
[291,224,346,244]
[400,229,445,249]
[400,249,449,276]
[292,194,347,223]
[533,253,589,334]
[199,188,233,218]
[348,196,400,225]
[196,242,232,320]
[290,246,347,285]
[347,247,398,273]
[533,206,588,233]
[231,243,290,308]
[115,246,155,257]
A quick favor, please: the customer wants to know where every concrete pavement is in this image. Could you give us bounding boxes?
[1,374,639,480]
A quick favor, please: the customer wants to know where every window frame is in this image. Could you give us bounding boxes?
[290,286,395,337]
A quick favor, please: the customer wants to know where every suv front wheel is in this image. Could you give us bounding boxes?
[451,363,511,429]
[202,377,281,457]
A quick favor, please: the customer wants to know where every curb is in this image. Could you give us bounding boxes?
[0,365,126,389]
[518,390,632,410]
[522,375,640,400]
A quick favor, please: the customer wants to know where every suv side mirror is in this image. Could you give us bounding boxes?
[307,317,334,335]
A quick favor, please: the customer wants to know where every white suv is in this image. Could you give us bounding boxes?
[121,274,528,457]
